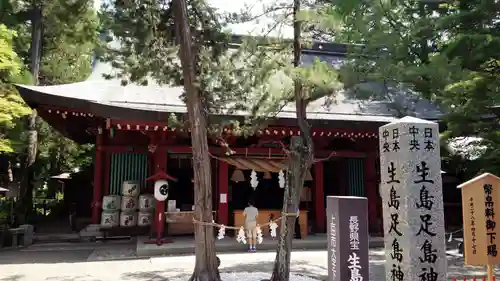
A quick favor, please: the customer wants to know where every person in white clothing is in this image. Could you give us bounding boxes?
[243,200,259,252]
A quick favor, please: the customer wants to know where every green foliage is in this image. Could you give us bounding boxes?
[310,0,500,177]
[0,24,31,153]
[34,0,98,181]
[101,0,341,136]
[101,0,282,125]
[0,25,21,77]
[1,0,98,181]
[36,120,94,179]
[40,0,100,84]
[0,197,13,226]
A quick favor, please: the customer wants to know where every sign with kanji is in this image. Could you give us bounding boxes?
[326,196,369,281]
[379,116,447,281]
[458,173,500,265]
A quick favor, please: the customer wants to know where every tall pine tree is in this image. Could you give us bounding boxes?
[102,0,340,280]
[1,0,99,222]
[102,1,297,280]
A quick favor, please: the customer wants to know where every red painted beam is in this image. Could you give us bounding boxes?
[101,145,366,158]
[165,146,366,158]
[101,146,149,153]
[110,119,169,128]
[107,121,378,139]
[254,126,377,137]
[41,105,95,116]
[40,106,379,138]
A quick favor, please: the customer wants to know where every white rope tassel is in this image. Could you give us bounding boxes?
[278,170,285,188]
[256,226,263,244]
[217,225,226,240]
[269,221,278,238]
[250,170,259,190]
[236,226,247,244]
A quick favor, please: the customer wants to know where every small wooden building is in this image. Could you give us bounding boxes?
[15,41,441,237]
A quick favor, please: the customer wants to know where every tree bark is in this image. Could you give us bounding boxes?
[173,1,220,281]
[270,136,308,281]
[270,1,314,280]
[18,0,42,224]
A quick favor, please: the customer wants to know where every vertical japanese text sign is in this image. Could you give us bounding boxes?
[458,173,500,266]
[327,196,369,281]
[379,116,447,281]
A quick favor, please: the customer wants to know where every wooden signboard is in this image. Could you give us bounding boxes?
[458,173,500,281]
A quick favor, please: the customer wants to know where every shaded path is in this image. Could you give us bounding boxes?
[0,248,495,281]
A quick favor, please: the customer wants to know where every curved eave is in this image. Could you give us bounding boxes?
[38,109,96,144]
[15,82,401,126]
[15,83,184,122]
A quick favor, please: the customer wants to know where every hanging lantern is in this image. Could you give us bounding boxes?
[278,170,285,188]
[263,171,272,180]
[305,170,313,181]
[231,169,245,182]
[250,170,259,190]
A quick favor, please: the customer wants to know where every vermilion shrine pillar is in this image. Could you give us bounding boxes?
[364,152,379,234]
[218,161,229,225]
[103,151,111,196]
[153,146,168,238]
[91,128,104,224]
[314,162,325,232]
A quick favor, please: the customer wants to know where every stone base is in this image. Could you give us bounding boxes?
[79,224,102,241]
[19,224,34,247]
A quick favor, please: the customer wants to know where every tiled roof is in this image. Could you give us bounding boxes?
[16,46,443,123]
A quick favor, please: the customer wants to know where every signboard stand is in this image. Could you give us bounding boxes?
[326,196,369,281]
[458,172,500,281]
[378,117,447,281]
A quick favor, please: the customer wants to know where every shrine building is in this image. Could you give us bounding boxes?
[15,41,442,238]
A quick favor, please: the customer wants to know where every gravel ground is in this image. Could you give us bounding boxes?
[0,245,496,281]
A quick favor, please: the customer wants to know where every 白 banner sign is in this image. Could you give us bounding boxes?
[379,116,447,281]
[327,196,369,281]
[458,173,500,266]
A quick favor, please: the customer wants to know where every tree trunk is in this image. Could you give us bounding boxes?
[173,1,220,281]
[271,1,314,280]
[270,136,308,281]
[17,0,42,224]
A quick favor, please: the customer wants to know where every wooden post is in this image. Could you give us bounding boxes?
[314,162,325,232]
[103,152,111,196]
[218,161,228,225]
[153,144,167,241]
[91,128,104,224]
